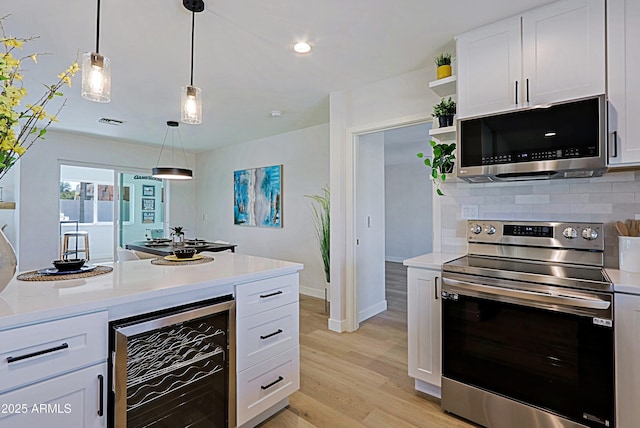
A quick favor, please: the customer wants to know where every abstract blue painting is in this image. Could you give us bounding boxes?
[234,165,282,227]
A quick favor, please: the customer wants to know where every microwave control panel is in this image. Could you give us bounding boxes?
[481,146,598,165]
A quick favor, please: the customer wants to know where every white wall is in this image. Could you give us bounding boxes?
[195,123,330,296]
[329,64,441,331]
[385,161,433,261]
[16,131,196,271]
[356,132,386,323]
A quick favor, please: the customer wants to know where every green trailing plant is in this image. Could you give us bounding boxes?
[417,140,456,196]
[305,186,330,283]
[432,97,456,118]
[434,51,452,67]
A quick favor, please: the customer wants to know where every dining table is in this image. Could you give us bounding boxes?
[125,240,237,257]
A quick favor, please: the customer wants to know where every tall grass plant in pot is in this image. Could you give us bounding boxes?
[305,186,330,311]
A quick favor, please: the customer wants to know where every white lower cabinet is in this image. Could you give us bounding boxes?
[0,363,106,428]
[235,274,300,427]
[614,293,640,426]
[236,346,300,425]
[407,267,441,393]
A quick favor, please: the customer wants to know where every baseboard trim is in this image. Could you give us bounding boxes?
[358,300,387,323]
[328,317,345,332]
[299,285,328,300]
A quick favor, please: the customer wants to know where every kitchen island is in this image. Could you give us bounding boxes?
[0,252,303,428]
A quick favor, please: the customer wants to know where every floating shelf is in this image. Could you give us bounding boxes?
[429,126,457,141]
[428,75,457,97]
[0,202,16,210]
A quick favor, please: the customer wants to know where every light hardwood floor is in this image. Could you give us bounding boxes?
[258,262,476,428]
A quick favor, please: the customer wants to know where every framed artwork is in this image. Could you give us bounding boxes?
[234,165,282,228]
[142,198,155,211]
[142,211,155,223]
[142,185,155,197]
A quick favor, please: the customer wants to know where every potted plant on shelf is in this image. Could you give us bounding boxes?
[434,51,452,79]
[305,186,330,312]
[417,140,456,196]
[432,97,456,128]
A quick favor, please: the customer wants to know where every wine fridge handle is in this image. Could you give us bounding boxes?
[97,374,104,417]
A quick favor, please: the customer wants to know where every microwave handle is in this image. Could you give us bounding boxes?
[609,131,618,158]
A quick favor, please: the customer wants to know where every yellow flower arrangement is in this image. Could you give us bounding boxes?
[0,17,79,181]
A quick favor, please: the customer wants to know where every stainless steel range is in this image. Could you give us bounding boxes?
[441,221,614,428]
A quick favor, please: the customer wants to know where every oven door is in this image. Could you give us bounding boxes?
[441,273,614,428]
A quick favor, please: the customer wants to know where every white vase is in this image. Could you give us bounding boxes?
[0,228,17,294]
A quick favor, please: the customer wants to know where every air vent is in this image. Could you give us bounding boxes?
[98,118,125,126]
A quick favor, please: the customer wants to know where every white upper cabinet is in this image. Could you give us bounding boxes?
[456,17,522,119]
[607,0,640,166]
[456,0,605,119]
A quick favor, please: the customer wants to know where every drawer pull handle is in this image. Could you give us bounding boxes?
[260,290,283,299]
[260,329,283,340]
[261,376,284,390]
[7,342,69,364]
[98,374,104,416]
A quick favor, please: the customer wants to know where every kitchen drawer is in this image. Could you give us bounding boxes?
[0,311,108,393]
[236,302,299,371]
[236,346,300,426]
[236,273,298,317]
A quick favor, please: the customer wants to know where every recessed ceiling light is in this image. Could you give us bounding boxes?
[271,110,283,117]
[293,41,311,54]
[544,132,557,137]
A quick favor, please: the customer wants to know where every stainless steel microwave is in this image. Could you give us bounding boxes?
[457,95,608,182]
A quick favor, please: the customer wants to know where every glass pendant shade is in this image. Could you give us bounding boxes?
[81,52,111,103]
[181,85,202,124]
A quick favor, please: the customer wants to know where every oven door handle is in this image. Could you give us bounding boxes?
[443,278,611,310]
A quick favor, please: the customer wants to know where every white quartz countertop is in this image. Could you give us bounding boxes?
[403,252,465,270]
[606,268,640,295]
[0,252,303,330]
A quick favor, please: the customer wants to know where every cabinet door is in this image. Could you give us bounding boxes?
[608,0,640,166]
[456,16,521,118]
[407,267,441,387]
[522,0,605,106]
[615,293,640,427]
[0,364,106,428]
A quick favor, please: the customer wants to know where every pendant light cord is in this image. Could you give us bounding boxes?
[190,8,195,86]
[95,0,101,53]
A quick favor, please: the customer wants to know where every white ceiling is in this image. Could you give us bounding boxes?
[6,0,554,153]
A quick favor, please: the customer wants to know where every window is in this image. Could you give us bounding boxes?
[60,180,131,225]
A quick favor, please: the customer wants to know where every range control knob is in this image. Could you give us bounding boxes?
[470,224,482,235]
[484,225,496,235]
[562,227,578,239]
[582,228,598,240]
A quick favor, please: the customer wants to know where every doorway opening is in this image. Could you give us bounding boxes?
[59,165,165,262]
[348,119,436,329]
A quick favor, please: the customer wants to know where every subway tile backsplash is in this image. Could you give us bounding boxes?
[439,170,640,269]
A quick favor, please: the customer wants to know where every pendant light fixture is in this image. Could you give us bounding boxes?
[81,0,111,102]
[181,0,205,124]
[152,121,193,180]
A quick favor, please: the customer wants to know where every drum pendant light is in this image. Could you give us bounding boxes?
[181,0,205,124]
[152,121,193,180]
[82,0,111,102]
